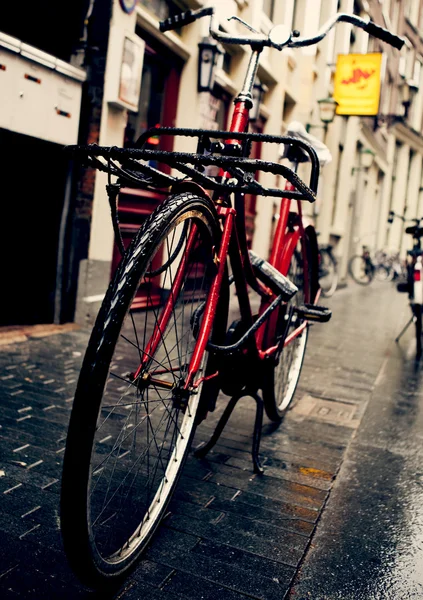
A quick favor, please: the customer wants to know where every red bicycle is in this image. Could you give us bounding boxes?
[60,7,403,588]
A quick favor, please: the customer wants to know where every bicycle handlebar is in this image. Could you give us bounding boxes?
[363,20,404,50]
[159,8,404,51]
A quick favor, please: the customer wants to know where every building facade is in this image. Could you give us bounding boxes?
[307,0,423,282]
[1,0,422,327]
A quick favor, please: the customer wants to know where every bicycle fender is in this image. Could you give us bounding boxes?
[170,180,212,201]
[305,225,320,302]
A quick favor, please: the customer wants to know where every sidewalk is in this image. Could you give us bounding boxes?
[0,281,419,599]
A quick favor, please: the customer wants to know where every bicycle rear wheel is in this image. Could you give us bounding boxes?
[348,255,373,285]
[319,248,338,297]
[61,193,225,587]
[261,231,317,422]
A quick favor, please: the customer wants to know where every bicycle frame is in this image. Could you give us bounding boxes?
[133,46,317,392]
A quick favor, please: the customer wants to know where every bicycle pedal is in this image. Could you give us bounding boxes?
[249,250,297,300]
[294,303,332,323]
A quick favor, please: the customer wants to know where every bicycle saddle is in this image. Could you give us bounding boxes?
[282,121,332,167]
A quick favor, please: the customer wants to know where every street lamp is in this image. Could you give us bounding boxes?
[250,78,268,122]
[306,97,338,133]
[348,146,376,261]
[374,80,419,129]
[197,37,224,93]
[360,148,375,169]
[352,148,375,174]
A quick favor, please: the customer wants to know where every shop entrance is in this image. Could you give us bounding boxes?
[0,129,70,326]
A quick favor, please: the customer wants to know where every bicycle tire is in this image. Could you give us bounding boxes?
[261,231,316,422]
[61,192,226,588]
[348,255,373,285]
[319,248,338,297]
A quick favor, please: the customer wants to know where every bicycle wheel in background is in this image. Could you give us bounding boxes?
[348,255,374,285]
[261,230,318,422]
[61,193,227,588]
[374,264,392,282]
[319,247,338,297]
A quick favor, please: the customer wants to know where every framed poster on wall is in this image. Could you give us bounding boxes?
[106,26,145,111]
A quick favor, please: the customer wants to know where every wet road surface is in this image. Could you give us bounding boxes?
[0,280,422,599]
[290,283,423,599]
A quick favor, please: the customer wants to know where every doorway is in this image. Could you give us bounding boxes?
[0,129,69,325]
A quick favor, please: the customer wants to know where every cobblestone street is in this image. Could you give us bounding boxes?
[0,281,422,599]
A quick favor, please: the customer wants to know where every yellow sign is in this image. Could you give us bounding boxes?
[334,53,383,116]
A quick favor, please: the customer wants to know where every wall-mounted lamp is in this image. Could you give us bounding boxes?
[374,80,419,129]
[360,148,375,169]
[250,78,268,122]
[198,37,224,93]
[352,148,375,174]
[306,97,338,133]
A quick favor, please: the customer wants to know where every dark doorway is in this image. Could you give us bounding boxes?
[0,129,69,325]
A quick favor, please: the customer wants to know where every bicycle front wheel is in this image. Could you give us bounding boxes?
[319,248,338,297]
[348,255,373,285]
[61,193,224,587]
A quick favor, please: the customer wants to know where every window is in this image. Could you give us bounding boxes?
[282,92,296,126]
[263,0,276,22]
[138,0,186,21]
[405,0,419,25]
[222,51,232,75]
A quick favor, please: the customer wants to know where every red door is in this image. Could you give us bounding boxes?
[111,34,182,308]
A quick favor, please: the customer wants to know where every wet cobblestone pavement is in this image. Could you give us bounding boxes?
[0,282,421,599]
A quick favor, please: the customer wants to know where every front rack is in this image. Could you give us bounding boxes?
[67,127,320,203]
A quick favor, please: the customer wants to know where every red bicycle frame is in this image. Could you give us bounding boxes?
[134,49,317,391]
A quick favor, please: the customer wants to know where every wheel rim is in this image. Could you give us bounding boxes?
[350,256,372,283]
[87,215,214,564]
[274,251,308,413]
[375,266,389,281]
[274,325,308,412]
[319,252,337,296]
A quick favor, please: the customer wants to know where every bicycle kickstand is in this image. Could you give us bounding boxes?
[395,316,414,342]
[194,389,265,475]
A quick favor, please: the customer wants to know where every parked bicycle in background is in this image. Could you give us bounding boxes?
[348,244,395,285]
[318,243,338,297]
[388,210,423,359]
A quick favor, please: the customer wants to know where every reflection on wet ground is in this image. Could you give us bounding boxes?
[290,282,423,599]
[1,279,422,599]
